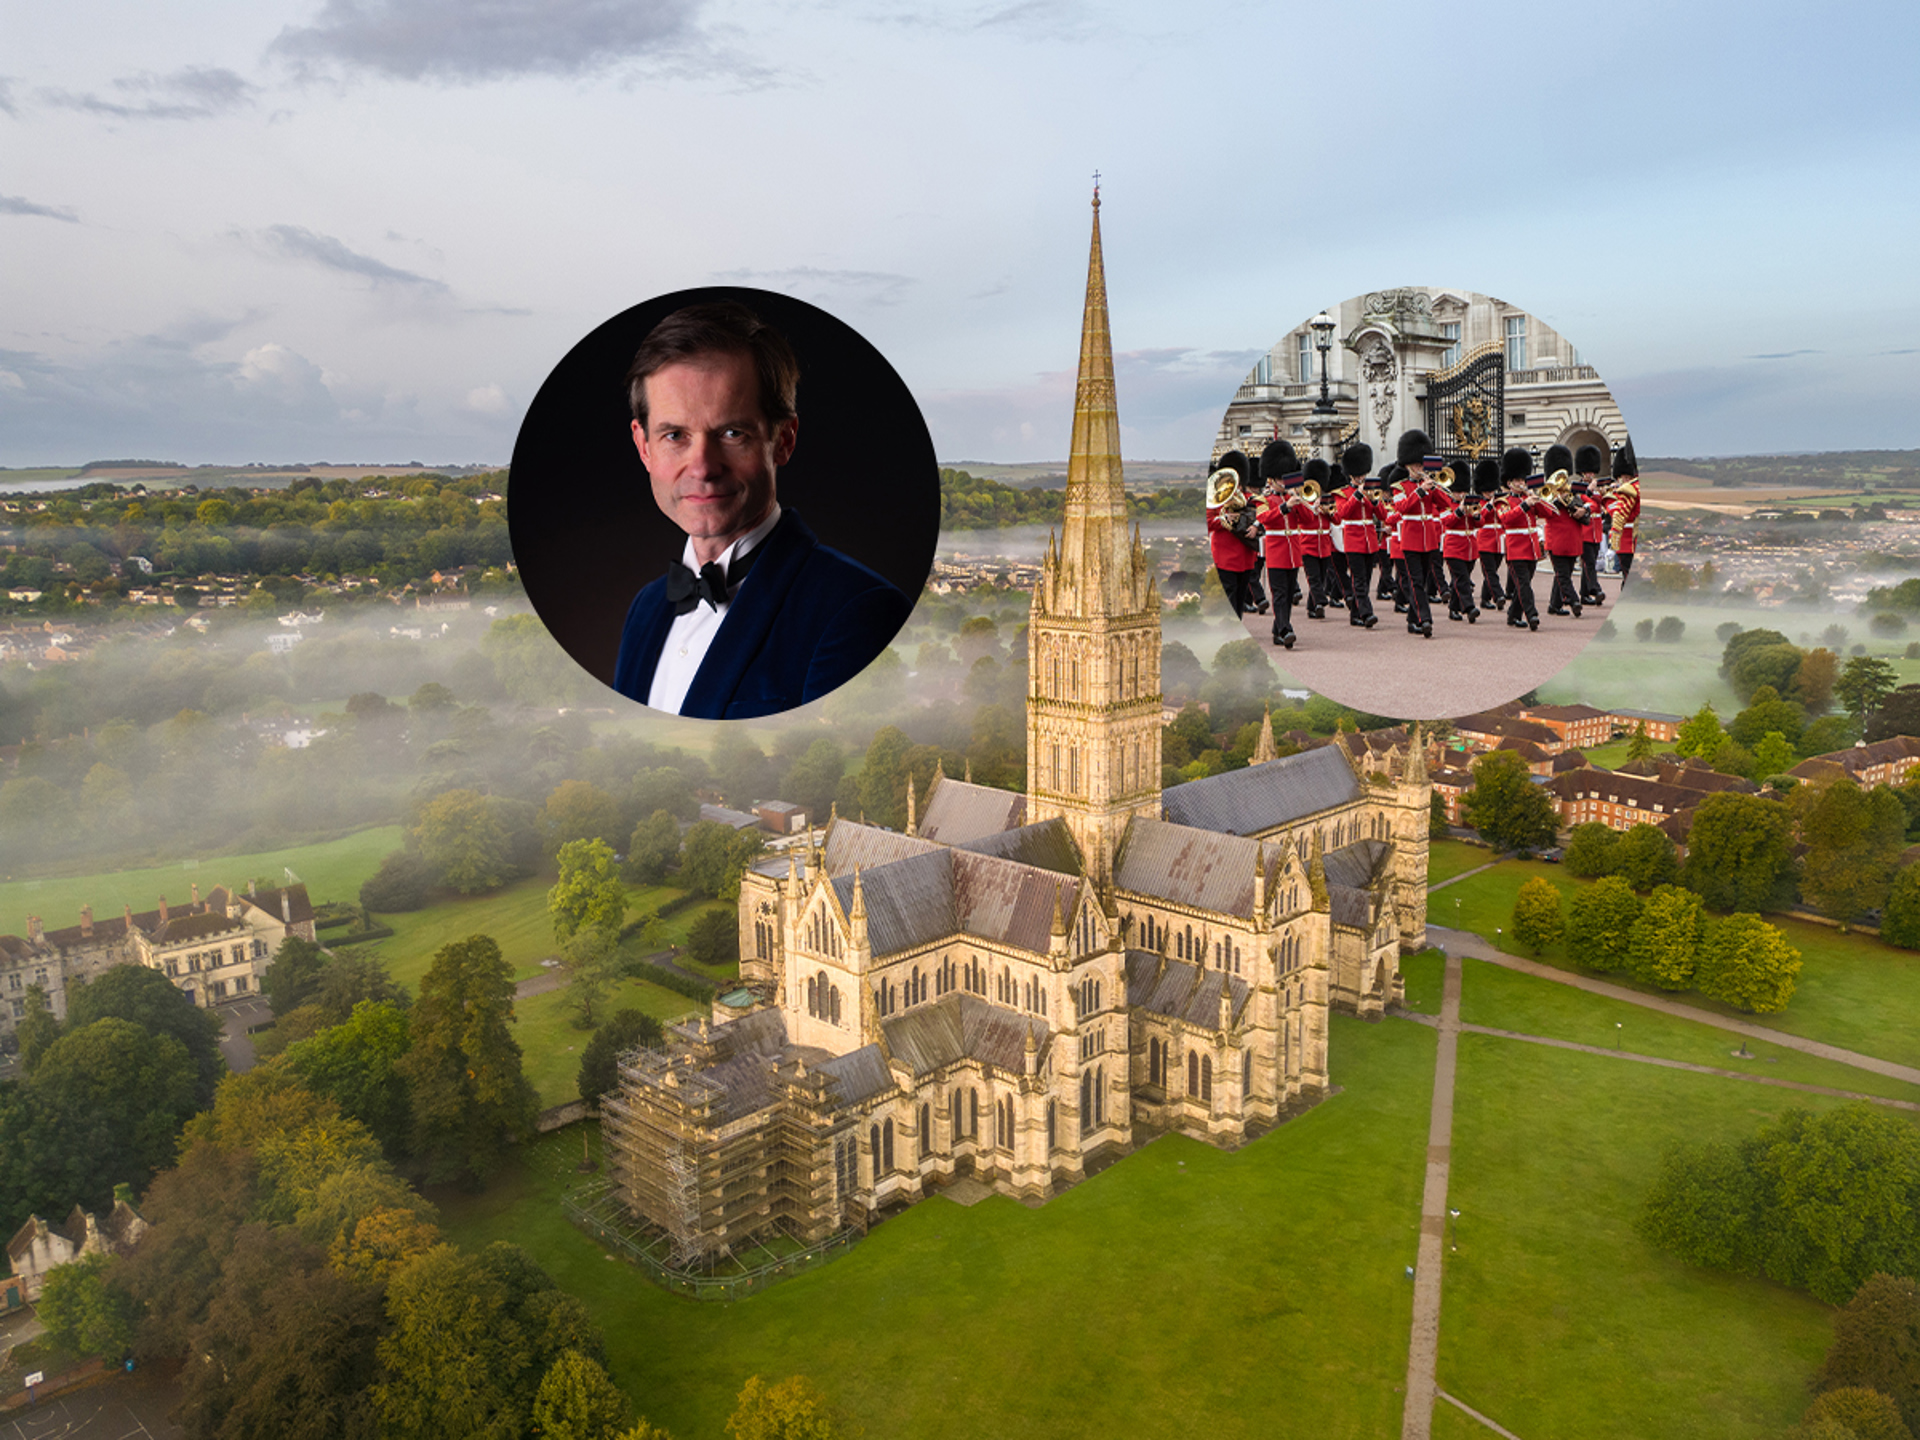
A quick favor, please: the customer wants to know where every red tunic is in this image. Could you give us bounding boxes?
[1607,486,1640,554]
[1393,485,1452,552]
[1256,493,1305,569]
[1542,501,1588,558]
[1475,513,1503,556]
[1499,498,1547,562]
[1441,507,1477,561]
[1300,503,1333,559]
[1207,503,1258,571]
[1336,488,1383,555]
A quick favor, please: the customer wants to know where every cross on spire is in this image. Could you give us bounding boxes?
[1092,169,1101,205]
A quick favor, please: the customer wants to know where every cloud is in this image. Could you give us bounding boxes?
[256,225,450,291]
[0,194,78,223]
[465,383,511,414]
[271,0,699,81]
[43,66,256,121]
[0,79,17,117]
[1748,349,1821,360]
[710,265,914,307]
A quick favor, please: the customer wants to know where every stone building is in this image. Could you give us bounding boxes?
[4,1191,148,1301]
[1,881,315,1040]
[1212,287,1626,468]
[599,197,1432,1265]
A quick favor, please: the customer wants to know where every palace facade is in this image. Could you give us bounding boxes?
[599,199,1433,1265]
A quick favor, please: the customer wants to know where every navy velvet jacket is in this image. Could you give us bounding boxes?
[612,508,910,719]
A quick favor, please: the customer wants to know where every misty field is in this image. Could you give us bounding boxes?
[0,825,400,927]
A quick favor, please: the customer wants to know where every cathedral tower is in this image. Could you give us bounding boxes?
[1026,190,1163,886]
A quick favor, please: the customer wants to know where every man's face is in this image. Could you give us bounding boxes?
[632,350,797,560]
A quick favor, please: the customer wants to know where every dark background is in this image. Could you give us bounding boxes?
[507,286,941,692]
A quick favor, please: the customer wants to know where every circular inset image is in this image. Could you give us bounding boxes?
[1203,286,1639,718]
[509,287,939,719]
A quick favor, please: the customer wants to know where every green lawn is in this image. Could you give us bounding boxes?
[513,979,705,1110]
[1454,956,1920,1105]
[0,826,401,920]
[435,1014,1436,1440]
[1439,1033,1873,1439]
[1428,839,1496,886]
[1401,947,1445,1016]
[1429,860,1920,1070]
[1578,736,1634,770]
[353,876,564,989]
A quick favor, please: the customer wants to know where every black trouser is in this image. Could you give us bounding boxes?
[1547,553,1580,613]
[1218,565,1258,616]
[1403,550,1439,629]
[1270,566,1298,641]
[1246,559,1267,611]
[1326,550,1351,605]
[1479,553,1505,607]
[1345,553,1376,622]
[1506,558,1538,623]
[1447,556,1479,617]
[1378,551,1397,599]
[1618,552,1634,583]
[1580,540,1603,602]
[1302,553,1329,613]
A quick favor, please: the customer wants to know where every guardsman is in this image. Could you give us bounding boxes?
[1256,449,1311,648]
[1441,460,1481,623]
[1539,443,1590,618]
[1473,457,1506,609]
[1379,461,1405,604]
[1497,447,1544,630]
[1390,430,1449,638]
[1299,457,1336,618]
[1333,444,1381,629]
[1207,449,1262,617]
[1608,438,1641,585]
[1574,443,1607,606]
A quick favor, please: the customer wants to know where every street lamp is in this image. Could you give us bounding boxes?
[1310,312,1338,416]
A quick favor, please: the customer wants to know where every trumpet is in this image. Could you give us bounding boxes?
[1298,479,1321,507]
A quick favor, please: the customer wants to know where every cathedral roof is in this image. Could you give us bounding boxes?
[1323,838,1393,930]
[881,993,1050,1078]
[1112,817,1277,917]
[919,778,1026,844]
[814,1046,895,1106]
[1124,950,1250,1031]
[1161,746,1363,836]
[952,817,1081,876]
[823,822,943,873]
[827,846,1084,958]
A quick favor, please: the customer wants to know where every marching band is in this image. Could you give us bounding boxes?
[1206,428,1643,651]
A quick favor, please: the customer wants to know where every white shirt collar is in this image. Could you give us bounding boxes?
[682,502,782,587]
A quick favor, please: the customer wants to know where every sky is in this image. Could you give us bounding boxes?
[4,0,1918,468]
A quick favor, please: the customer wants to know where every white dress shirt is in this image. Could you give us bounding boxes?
[646,504,783,714]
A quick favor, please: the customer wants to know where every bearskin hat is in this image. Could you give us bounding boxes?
[1257,440,1298,481]
[1474,457,1502,495]
[1341,443,1374,479]
[1613,437,1639,480]
[1500,447,1533,483]
[1304,457,1332,486]
[1543,443,1574,476]
[1448,459,1473,494]
[1396,429,1432,467]
[1574,444,1604,476]
[1216,449,1250,482]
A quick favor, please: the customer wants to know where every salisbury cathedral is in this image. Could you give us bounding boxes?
[599,196,1433,1263]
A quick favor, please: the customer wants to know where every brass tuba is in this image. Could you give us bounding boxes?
[1298,479,1321,507]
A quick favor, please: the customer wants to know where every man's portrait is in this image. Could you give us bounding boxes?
[509,288,939,719]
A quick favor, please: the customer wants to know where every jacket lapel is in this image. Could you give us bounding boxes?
[615,585,676,701]
[679,510,814,719]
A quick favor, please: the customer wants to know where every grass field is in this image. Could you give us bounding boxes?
[436,1014,1436,1440]
[0,826,401,921]
[1439,1032,1863,1439]
[1429,859,1920,1071]
[514,979,705,1109]
[1427,839,1495,886]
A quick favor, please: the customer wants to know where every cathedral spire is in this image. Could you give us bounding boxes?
[1253,705,1278,765]
[1057,186,1131,602]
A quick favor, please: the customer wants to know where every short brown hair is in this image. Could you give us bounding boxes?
[626,302,800,430]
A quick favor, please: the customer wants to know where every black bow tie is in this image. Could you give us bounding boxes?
[665,544,762,616]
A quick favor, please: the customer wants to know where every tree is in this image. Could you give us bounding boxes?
[578,1008,666,1104]
[360,848,432,911]
[538,780,627,860]
[1752,731,1799,780]
[1838,655,1900,726]
[1673,703,1727,761]
[1627,884,1705,989]
[64,961,227,1109]
[282,1001,415,1158]
[1797,1388,1913,1440]
[1612,823,1679,891]
[1729,686,1807,751]
[1793,647,1840,714]
[37,1251,137,1359]
[1869,685,1920,744]
[531,1350,630,1440]
[1633,617,1654,642]
[631,766,700,822]
[1819,1273,1920,1436]
[1695,912,1802,1012]
[1882,864,1920,949]
[549,839,628,943]
[1428,791,1450,839]
[857,726,913,828]
[397,936,538,1186]
[413,788,514,894]
[14,982,60,1074]
[1798,779,1907,926]
[1680,791,1797,913]
[1563,822,1619,878]
[783,739,845,822]
[560,928,624,1030]
[1461,750,1559,853]
[710,727,772,811]
[680,821,764,900]
[266,934,330,1016]
[626,809,682,884]
[1626,721,1653,762]
[1565,876,1642,974]
[726,1375,840,1440]
[1510,878,1564,954]
[1653,615,1685,643]
[686,909,740,968]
